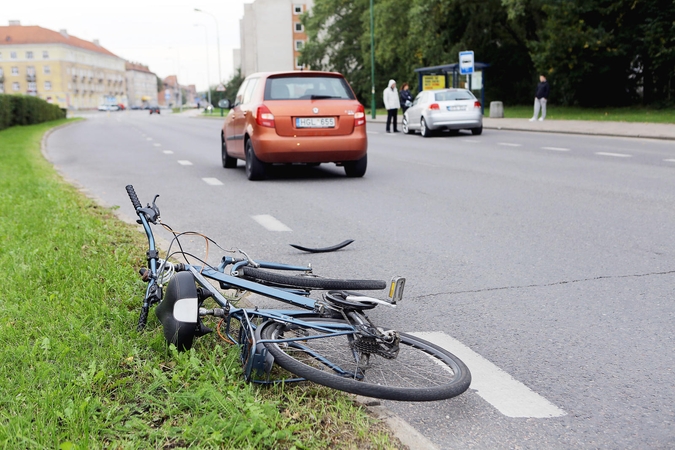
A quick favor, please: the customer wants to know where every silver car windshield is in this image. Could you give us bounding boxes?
[434,90,475,101]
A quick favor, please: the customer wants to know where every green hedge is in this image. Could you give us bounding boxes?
[0,94,66,131]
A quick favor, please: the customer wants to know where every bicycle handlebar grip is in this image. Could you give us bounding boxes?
[126,185,142,210]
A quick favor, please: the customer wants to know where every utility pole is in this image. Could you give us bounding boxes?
[370,0,376,119]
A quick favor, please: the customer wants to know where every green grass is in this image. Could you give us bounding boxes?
[199,109,230,119]
[0,121,404,449]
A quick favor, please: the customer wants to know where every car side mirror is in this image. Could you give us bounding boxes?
[218,99,230,109]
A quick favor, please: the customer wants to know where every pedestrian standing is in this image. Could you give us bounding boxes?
[400,82,413,116]
[530,74,550,121]
[383,79,401,133]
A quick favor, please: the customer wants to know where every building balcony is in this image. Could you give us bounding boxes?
[26,74,36,82]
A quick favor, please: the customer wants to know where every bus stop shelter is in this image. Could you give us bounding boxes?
[414,62,490,114]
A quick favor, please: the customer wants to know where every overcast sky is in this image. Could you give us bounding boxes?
[1,0,250,91]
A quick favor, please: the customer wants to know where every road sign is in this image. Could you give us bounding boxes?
[459,51,474,75]
[164,92,171,100]
[216,84,226,92]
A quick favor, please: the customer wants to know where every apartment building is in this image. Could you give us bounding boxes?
[125,62,157,108]
[238,0,313,77]
[0,21,126,109]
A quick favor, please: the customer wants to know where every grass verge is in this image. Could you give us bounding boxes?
[0,120,404,449]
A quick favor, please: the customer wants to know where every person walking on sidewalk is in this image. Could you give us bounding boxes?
[383,79,401,132]
[400,82,413,116]
[530,75,550,121]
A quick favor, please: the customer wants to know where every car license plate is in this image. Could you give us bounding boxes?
[296,117,336,128]
[447,105,466,111]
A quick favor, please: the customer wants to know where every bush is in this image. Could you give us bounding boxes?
[0,94,66,131]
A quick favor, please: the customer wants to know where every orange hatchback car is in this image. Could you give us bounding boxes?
[221,71,368,180]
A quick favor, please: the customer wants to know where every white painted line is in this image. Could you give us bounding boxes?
[153,143,162,147]
[498,143,522,147]
[177,160,193,166]
[252,215,292,232]
[411,332,566,419]
[202,177,223,186]
[163,150,174,154]
[462,140,480,143]
[146,137,152,141]
[595,152,631,158]
[367,131,379,134]
[541,146,569,152]
[663,159,675,163]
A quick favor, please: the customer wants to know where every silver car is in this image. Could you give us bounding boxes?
[402,88,483,137]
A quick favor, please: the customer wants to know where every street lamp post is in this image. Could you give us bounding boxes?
[370,0,376,119]
[195,8,222,85]
[194,23,212,108]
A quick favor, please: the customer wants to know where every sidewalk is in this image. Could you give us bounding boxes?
[369,115,675,140]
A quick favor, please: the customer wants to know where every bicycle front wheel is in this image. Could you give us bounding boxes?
[260,319,471,402]
[241,267,386,290]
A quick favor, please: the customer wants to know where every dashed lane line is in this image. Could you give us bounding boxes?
[498,143,522,147]
[202,178,223,186]
[146,137,153,141]
[177,160,193,166]
[163,150,174,154]
[541,146,570,151]
[252,215,292,232]
[595,152,632,158]
[153,143,162,147]
[663,159,675,163]
[410,331,567,419]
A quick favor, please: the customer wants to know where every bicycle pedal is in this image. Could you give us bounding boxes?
[388,277,405,304]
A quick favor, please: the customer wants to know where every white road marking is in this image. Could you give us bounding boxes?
[663,159,675,163]
[177,160,193,166]
[146,137,152,141]
[595,152,631,158]
[462,140,480,143]
[252,215,292,232]
[367,131,379,134]
[163,150,174,154]
[541,146,570,152]
[202,178,223,186]
[153,143,161,147]
[498,143,522,147]
[410,331,566,419]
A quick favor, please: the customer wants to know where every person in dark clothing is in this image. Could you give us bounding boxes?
[530,75,550,121]
[399,82,413,116]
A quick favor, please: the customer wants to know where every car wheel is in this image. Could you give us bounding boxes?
[471,126,483,136]
[421,117,432,138]
[222,136,237,168]
[402,116,414,134]
[344,154,367,178]
[245,139,266,181]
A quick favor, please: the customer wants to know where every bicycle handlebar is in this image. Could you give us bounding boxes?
[126,185,142,210]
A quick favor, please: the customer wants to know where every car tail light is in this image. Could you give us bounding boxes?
[474,101,482,109]
[354,104,365,126]
[256,104,275,128]
[429,103,440,110]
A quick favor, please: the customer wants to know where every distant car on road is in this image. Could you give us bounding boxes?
[402,88,483,136]
[97,104,109,111]
[149,106,160,115]
[220,70,368,180]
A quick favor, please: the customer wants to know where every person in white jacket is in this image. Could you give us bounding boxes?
[383,79,401,133]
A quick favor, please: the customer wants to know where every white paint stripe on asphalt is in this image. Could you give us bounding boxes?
[202,178,223,186]
[163,150,174,154]
[367,131,379,134]
[153,143,161,147]
[410,331,566,419]
[146,137,152,141]
[252,215,292,232]
[663,159,675,163]
[462,140,480,143]
[595,152,631,158]
[498,143,522,147]
[177,160,193,165]
[541,146,570,151]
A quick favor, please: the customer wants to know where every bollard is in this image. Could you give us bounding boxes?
[489,101,504,118]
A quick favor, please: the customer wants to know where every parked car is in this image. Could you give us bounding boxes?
[97,104,109,111]
[402,88,483,137]
[108,104,120,111]
[220,70,368,180]
[149,106,160,115]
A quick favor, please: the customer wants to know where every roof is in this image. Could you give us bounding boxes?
[0,25,119,58]
[126,61,153,73]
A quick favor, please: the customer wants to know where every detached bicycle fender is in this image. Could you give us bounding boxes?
[289,239,354,253]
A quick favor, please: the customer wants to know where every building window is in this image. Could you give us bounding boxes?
[44,81,52,91]
[26,51,34,59]
[295,57,306,70]
[43,51,49,59]
[12,82,20,91]
[44,65,51,75]
[294,22,304,32]
[10,52,17,59]
[28,82,37,92]
[293,4,303,14]
[0,52,2,60]
[295,40,304,50]
[0,68,3,77]
[11,67,19,76]
[0,84,4,93]
[27,66,36,76]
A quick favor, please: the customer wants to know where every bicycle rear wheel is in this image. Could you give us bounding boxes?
[260,319,471,402]
[241,267,386,291]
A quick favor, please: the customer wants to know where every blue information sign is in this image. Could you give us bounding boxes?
[459,51,474,75]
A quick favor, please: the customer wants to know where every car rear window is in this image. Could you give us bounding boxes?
[264,76,355,100]
[434,90,475,101]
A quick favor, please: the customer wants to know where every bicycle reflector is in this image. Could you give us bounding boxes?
[388,277,405,304]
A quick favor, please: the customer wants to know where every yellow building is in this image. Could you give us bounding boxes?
[0,21,126,109]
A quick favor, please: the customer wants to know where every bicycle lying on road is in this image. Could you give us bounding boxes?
[126,185,471,402]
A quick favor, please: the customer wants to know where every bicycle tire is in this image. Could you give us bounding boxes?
[260,318,471,402]
[240,267,386,291]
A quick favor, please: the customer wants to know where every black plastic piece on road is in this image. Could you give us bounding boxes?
[290,239,355,253]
